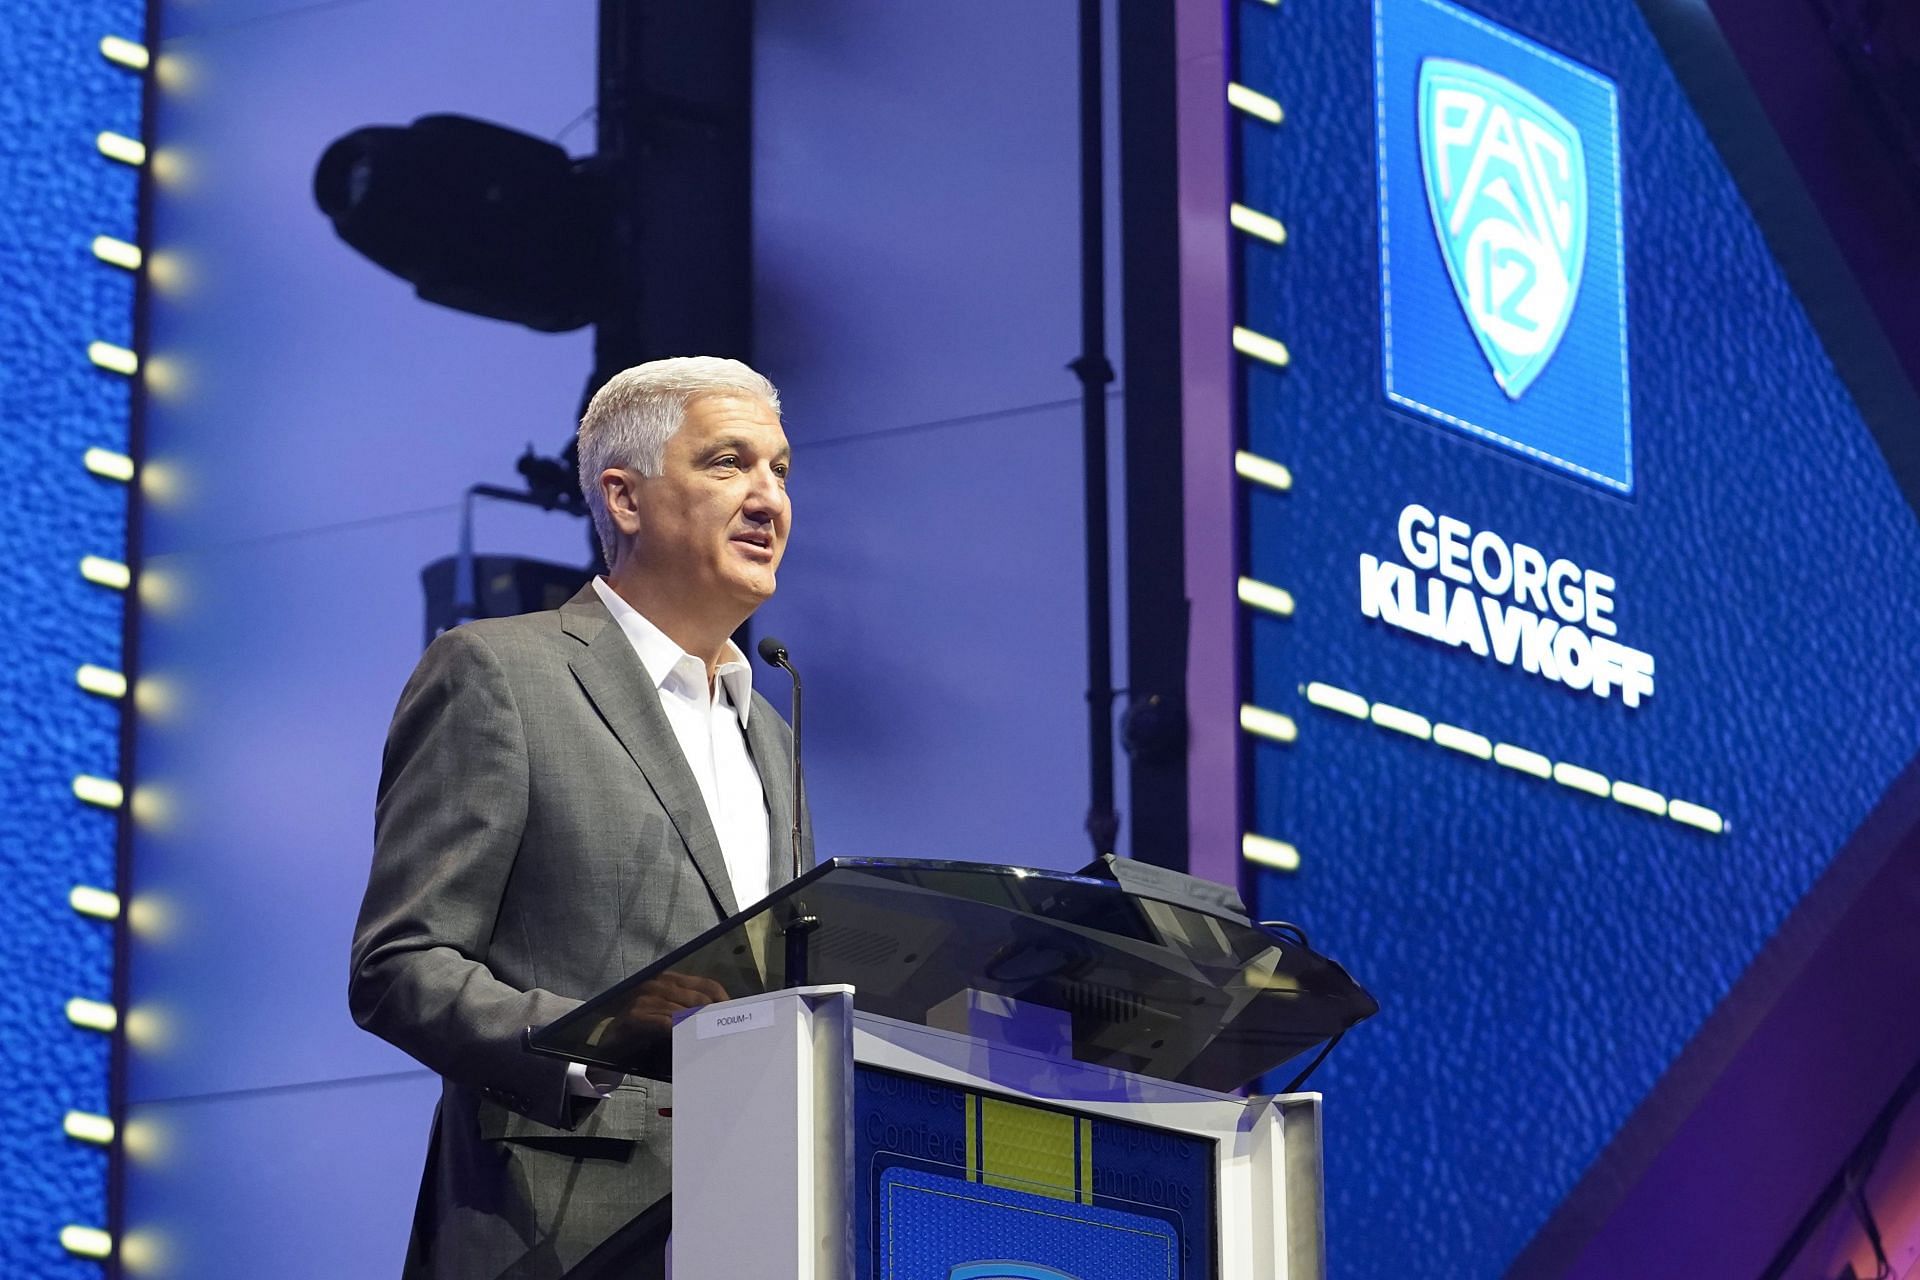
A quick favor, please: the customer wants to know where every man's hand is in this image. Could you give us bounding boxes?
[613,970,733,1037]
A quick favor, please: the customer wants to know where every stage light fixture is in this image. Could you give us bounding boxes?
[313,114,610,332]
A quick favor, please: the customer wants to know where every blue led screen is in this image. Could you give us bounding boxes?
[0,2,143,1273]
[1233,0,1920,1276]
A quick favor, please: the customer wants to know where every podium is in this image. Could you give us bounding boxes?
[528,857,1376,1279]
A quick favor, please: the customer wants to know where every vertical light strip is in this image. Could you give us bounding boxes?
[1227,82,1285,124]
[60,1225,113,1259]
[91,236,143,270]
[80,556,132,589]
[72,775,126,809]
[66,999,118,1032]
[1239,704,1299,744]
[64,1112,116,1145]
[99,35,150,70]
[76,664,128,698]
[1243,833,1301,872]
[1229,202,1288,245]
[95,131,146,166]
[1234,450,1293,492]
[84,446,136,480]
[69,886,122,920]
[1232,325,1291,368]
[54,10,154,1268]
[87,341,139,375]
[1237,576,1295,618]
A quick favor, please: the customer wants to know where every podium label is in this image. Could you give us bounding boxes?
[695,1002,774,1040]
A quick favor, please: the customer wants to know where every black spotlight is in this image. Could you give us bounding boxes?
[314,114,609,332]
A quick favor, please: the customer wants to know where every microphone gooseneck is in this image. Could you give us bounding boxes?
[755,635,806,883]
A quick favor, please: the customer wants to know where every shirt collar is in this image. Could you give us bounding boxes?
[591,577,753,728]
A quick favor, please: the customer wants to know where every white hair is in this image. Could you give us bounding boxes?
[576,356,782,563]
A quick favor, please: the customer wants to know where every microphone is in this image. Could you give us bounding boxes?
[755,636,807,883]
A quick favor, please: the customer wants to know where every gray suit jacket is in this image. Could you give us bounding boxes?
[350,584,810,1278]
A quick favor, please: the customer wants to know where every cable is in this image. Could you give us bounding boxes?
[1259,919,1311,949]
[1280,1030,1345,1095]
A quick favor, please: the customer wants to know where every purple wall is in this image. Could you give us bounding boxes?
[1175,0,1238,891]
[124,2,1126,1274]
[124,3,600,1272]
[748,0,1129,870]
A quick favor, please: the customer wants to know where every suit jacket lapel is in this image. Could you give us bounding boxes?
[743,696,796,891]
[561,587,741,919]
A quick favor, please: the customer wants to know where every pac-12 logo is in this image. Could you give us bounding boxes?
[1374,0,1630,494]
[1418,59,1587,400]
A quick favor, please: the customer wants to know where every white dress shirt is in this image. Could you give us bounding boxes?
[568,577,772,1098]
[589,576,773,910]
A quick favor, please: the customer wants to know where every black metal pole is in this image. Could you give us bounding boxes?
[1076,0,1120,858]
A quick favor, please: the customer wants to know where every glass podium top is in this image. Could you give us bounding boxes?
[527,857,1377,1092]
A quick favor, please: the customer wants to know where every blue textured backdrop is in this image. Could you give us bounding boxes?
[0,1,143,1273]
[1234,0,1920,1276]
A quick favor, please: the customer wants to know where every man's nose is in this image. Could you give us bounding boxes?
[743,463,787,518]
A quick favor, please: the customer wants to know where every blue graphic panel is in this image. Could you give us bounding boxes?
[1235,0,1920,1276]
[1379,0,1631,491]
[853,1068,1214,1279]
[877,1169,1177,1280]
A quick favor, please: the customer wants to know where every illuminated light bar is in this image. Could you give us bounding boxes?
[84,446,136,480]
[1307,680,1728,830]
[70,885,122,920]
[77,664,128,698]
[1229,202,1288,245]
[72,775,125,809]
[1239,704,1298,744]
[1611,780,1667,815]
[80,555,131,589]
[100,35,150,70]
[91,235,143,270]
[64,1111,116,1145]
[1237,576,1295,618]
[96,131,146,166]
[1552,761,1610,798]
[1492,742,1552,779]
[1304,681,1367,720]
[1668,799,1725,835]
[66,998,118,1032]
[87,340,139,375]
[1432,722,1493,760]
[1227,82,1285,125]
[1369,701,1431,740]
[61,1225,113,1260]
[1233,450,1293,492]
[1242,833,1300,872]
[1232,325,1291,368]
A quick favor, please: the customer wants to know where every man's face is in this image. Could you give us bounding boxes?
[619,393,791,612]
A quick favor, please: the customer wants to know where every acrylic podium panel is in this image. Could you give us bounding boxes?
[668,985,1326,1279]
[528,859,1371,1278]
[527,858,1377,1092]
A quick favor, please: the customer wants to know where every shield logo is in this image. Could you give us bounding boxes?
[1418,58,1588,400]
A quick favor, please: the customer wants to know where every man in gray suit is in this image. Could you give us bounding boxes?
[350,357,808,1278]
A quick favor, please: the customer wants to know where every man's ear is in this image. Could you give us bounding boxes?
[599,468,644,540]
